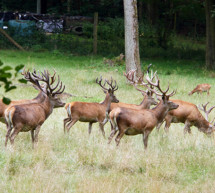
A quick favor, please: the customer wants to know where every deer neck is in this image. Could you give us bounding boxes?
[139,96,150,109]
[152,102,169,124]
[41,96,54,119]
[195,115,210,131]
[33,91,46,103]
[100,94,111,113]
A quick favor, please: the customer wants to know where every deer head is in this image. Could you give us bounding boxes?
[198,102,215,135]
[28,69,65,108]
[145,72,178,111]
[96,76,119,103]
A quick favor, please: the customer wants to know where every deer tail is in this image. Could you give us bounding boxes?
[66,104,72,117]
[110,110,119,131]
[5,107,15,129]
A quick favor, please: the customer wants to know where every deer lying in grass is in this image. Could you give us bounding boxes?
[188,84,211,96]
[110,70,157,111]
[156,100,215,135]
[4,69,65,148]
[0,68,56,123]
[64,77,119,137]
[108,72,179,149]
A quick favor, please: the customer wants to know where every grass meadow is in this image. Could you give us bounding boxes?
[0,50,215,192]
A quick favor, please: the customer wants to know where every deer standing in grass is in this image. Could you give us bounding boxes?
[0,68,56,123]
[4,69,65,148]
[188,84,211,96]
[108,72,179,149]
[156,100,215,135]
[64,77,119,137]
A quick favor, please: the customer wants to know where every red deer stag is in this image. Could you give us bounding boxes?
[0,68,56,123]
[108,73,179,149]
[64,77,119,137]
[156,100,215,135]
[188,84,211,96]
[110,70,157,111]
[4,69,65,148]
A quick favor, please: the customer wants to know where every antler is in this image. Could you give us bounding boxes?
[22,69,46,93]
[96,76,118,92]
[105,77,118,92]
[124,70,152,96]
[198,102,215,122]
[32,69,65,96]
[123,70,144,85]
[145,72,176,97]
[96,76,108,91]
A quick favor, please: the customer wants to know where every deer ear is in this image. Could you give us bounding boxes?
[103,90,107,94]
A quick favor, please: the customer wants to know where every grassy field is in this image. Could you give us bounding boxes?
[0,50,215,193]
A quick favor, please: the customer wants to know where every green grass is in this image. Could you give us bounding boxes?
[0,50,215,192]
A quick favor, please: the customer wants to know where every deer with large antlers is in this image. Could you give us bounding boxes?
[156,100,215,135]
[63,77,119,137]
[110,70,157,111]
[108,72,179,149]
[0,68,57,123]
[4,69,65,148]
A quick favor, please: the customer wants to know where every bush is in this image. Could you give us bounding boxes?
[0,18,205,60]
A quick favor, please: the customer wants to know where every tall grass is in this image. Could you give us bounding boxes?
[0,50,215,192]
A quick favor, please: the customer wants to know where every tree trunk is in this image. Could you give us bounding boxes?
[205,0,215,69]
[37,0,41,14]
[93,12,98,55]
[124,0,142,79]
[67,0,71,13]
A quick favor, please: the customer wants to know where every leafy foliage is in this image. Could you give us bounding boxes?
[0,60,25,104]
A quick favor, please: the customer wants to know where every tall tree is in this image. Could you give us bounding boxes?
[124,0,142,79]
[205,0,215,69]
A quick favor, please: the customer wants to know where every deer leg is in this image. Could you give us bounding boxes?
[108,129,118,144]
[207,90,210,96]
[99,123,106,138]
[115,131,125,146]
[156,120,164,131]
[9,127,21,146]
[5,124,13,147]
[184,121,191,135]
[66,119,78,133]
[164,118,172,133]
[64,117,71,133]
[143,130,151,150]
[31,130,35,148]
[115,125,126,146]
[88,122,93,135]
[108,120,118,144]
[34,125,41,148]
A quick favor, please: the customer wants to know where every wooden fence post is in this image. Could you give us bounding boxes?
[93,12,98,55]
[0,28,25,51]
